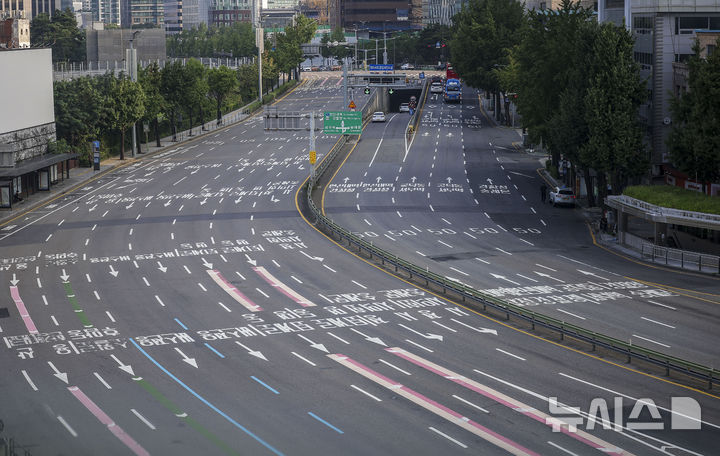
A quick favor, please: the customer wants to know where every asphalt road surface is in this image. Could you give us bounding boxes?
[0,78,718,456]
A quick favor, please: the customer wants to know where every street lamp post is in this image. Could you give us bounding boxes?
[128,30,141,157]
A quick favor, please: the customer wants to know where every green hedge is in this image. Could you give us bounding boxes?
[623,185,720,214]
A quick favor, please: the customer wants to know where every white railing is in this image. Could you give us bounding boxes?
[607,194,720,225]
[624,232,720,273]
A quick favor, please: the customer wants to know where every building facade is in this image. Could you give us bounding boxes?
[209,0,251,26]
[85,26,166,62]
[0,16,30,48]
[1,0,30,20]
[599,0,720,171]
[129,0,164,26]
[164,0,182,32]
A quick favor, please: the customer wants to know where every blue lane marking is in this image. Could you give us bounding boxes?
[308,412,344,434]
[130,338,284,456]
[174,318,188,330]
[204,343,225,358]
[250,376,279,395]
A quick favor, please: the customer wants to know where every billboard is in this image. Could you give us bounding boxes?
[0,48,55,135]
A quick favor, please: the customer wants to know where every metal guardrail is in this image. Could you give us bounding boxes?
[304,132,719,390]
[607,194,720,225]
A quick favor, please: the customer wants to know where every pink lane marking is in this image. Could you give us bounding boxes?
[68,386,150,456]
[386,347,631,455]
[252,267,315,307]
[336,77,343,86]
[10,286,39,334]
[332,354,540,456]
[321,77,329,86]
[207,270,263,312]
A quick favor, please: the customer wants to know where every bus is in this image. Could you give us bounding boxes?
[444,78,461,103]
[446,63,459,80]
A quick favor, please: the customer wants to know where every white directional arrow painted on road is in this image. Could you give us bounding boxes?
[110,354,135,376]
[88,204,97,212]
[174,347,198,368]
[164,200,172,207]
[60,269,70,282]
[398,323,443,341]
[125,202,134,210]
[157,261,168,273]
[490,273,521,286]
[235,341,268,361]
[109,265,119,277]
[10,273,19,286]
[375,176,382,183]
[486,178,494,185]
[200,198,207,205]
[534,271,565,283]
[48,361,68,384]
[343,177,350,184]
[245,254,257,266]
[300,251,324,262]
[298,334,328,352]
[411,176,417,183]
[577,269,609,281]
[270,195,280,203]
[451,318,497,335]
[349,328,387,346]
[234,197,242,204]
[201,258,213,269]
[446,177,453,184]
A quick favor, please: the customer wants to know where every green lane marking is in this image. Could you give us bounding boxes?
[62,282,93,328]
[135,378,241,456]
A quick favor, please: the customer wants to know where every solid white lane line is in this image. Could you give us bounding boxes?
[327,332,350,344]
[57,416,78,437]
[515,274,537,283]
[415,251,426,257]
[155,295,165,307]
[556,309,586,320]
[291,275,303,284]
[641,316,675,329]
[22,370,38,391]
[464,231,477,239]
[646,300,677,310]
[291,351,316,366]
[438,240,453,248]
[131,409,156,430]
[547,441,579,456]
[535,263,556,271]
[51,315,59,326]
[94,372,112,389]
[495,348,526,361]
[495,248,512,255]
[142,277,150,287]
[218,302,232,312]
[256,288,269,298]
[631,334,670,348]
[475,257,490,264]
[351,384,382,401]
[183,266,192,274]
[351,280,367,289]
[449,267,469,276]
[519,239,534,246]
[441,218,452,225]
[378,359,411,375]
[432,321,457,332]
[453,395,489,413]
[428,427,467,449]
[323,264,337,273]
[106,311,116,323]
[405,339,433,352]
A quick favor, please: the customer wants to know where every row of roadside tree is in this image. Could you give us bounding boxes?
[450,0,645,207]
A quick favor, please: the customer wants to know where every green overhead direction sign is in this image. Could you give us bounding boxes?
[323,111,362,135]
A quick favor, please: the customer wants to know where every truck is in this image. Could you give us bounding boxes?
[444,78,462,103]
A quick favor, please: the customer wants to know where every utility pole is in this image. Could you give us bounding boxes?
[128,30,141,157]
[309,110,316,182]
[383,29,388,65]
[343,58,348,111]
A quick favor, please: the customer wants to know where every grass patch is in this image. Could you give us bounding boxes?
[623,185,720,214]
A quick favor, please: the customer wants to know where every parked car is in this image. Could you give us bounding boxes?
[372,112,386,122]
[302,66,312,72]
[430,82,444,93]
[549,186,576,207]
[400,63,415,70]
[399,103,410,113]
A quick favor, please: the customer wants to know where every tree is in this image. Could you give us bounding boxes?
[31,9,86,62]
[580,23,647,205]
[450,0,525,121]
[108,77,146,160]
[237,64,259,102]
[54,77,104,152]
[667,38,720,189]
[208,66,238,124]
[138,62,165,147]
[515,0,594,165]
[183,59,209,131]
[160,60,187,141]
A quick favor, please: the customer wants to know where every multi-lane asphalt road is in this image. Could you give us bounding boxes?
[1,76,718,456]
